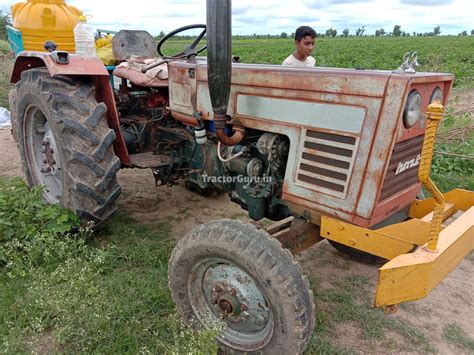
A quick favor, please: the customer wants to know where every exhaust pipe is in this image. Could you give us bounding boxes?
[206,0,245,146]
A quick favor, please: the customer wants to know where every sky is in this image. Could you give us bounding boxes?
[1,0,473,36]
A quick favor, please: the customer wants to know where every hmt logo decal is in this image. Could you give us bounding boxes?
[395,154,421,175]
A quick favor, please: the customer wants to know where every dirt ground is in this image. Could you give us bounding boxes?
[1,89,472,354]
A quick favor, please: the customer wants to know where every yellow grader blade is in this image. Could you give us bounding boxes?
[375,205,474,308]
[321,217,433,260]
[409,188,474,219]
[321,190,474,311]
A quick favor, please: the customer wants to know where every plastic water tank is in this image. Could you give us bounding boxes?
[74,15,96,56]
[11,0,82,53]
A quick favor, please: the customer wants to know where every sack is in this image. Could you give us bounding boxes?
[95,35,116,66]
[0,107,11,129]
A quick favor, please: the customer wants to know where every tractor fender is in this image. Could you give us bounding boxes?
[10,51,131,166]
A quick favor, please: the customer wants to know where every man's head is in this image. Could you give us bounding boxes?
[294,26,316,59]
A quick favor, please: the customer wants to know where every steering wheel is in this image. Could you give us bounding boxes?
[157,24,207,59]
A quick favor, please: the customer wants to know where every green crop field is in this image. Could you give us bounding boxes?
[162,35,474,88]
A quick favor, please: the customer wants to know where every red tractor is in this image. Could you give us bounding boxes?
[8,0,473,353]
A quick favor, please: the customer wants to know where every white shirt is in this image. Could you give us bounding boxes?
[282,54,316,67]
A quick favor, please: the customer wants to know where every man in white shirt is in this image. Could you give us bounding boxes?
[282,26,317,67]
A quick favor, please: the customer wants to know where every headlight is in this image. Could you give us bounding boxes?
[403,90,421,128]
[430,87,443,104]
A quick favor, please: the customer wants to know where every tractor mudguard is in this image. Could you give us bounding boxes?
[10,51,131,166]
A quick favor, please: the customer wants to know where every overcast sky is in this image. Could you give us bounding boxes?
[1,0,473,36]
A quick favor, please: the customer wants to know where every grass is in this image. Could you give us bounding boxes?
[0,39,10,55]
[432,110,474,192]
[1,216,222,353]
[306,276,435,354]
[443,323,474,352]
[0,178,222,353]
[0,54,14,109]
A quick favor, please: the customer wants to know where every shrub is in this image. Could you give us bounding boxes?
[0,177,80,267]
[0,178,222,353]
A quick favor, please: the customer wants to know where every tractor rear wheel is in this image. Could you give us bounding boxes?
[169,219,315,354]
[12,68,121,227]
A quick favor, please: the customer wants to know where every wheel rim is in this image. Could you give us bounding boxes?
[188,258,274,351]
[24,105,63,204]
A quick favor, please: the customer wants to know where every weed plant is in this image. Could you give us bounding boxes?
[0,177,222,353]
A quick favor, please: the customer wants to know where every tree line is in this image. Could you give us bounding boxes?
[155,25,474,40]
[316,25,474,38]
[0,14,12,41]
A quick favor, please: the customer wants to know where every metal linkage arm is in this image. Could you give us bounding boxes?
[418,101,445,251]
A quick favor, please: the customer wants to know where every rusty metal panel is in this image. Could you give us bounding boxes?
[92,76,131,166]
[366,187,418,227]
[355,74,410,219]
[379,135,424,201]
[195,63,391,97]
[235,95,366,133]
[11,52,109,83]
[370,77,455,227]
[283,94,380,220]
[170,61,454,227]
[170,83,192,107]
[196,79,385,222]
[295,130,359,198]
[168,62,197,116]
[196,81,234,120]
[282,192,355,222]
[409,72,454,83]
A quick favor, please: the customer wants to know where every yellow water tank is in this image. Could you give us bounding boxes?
[11,0,83,53]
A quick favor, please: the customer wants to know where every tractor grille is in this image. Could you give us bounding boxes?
[379,135,424,201]
[296,130,357,196]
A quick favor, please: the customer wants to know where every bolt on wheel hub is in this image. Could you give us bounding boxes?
[189,258,274,348]
[206,274,269,329]
[219,298,236,314]
[41,137,58,174]
[25,106,63,203]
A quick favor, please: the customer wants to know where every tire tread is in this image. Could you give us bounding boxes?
[169,219,315,354]
[12,68,120,227]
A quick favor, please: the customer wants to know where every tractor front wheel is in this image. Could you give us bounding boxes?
[168,219,315,354]
[12,68,121,227]
[328,240,385,264]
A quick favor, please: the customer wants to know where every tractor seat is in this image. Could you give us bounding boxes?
[111,30,168,88]
[113,56,169,88]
